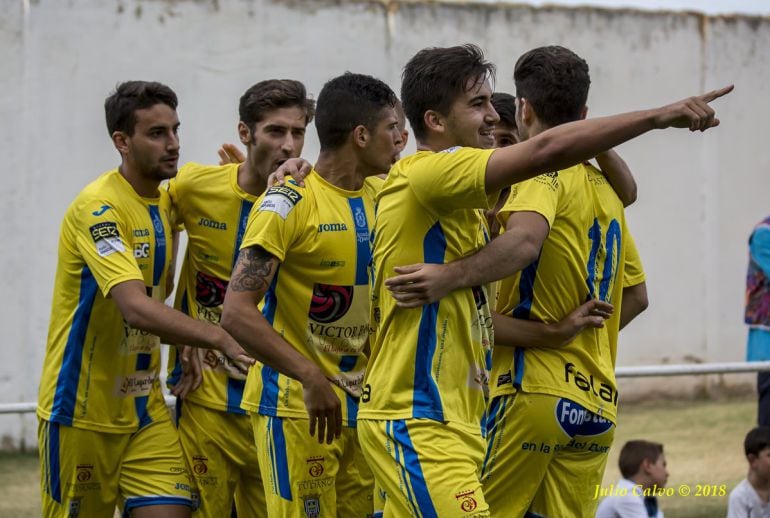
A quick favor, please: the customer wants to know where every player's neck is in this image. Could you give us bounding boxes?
[237,162,267,197]
[524,121,551,140]
[415,133,458,153]
[315,150,366,191]
[118,163,160,198]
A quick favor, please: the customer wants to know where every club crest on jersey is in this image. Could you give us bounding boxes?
[302,494,321,518]
[555,398,613,437]
[68,497,82,517]
[259,185,303,220]
[535,171,559,191]
[89,221,125,257]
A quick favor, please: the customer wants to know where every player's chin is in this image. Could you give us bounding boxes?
[155,160,179,179]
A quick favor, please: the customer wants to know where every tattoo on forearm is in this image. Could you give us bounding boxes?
[230,247,275,293]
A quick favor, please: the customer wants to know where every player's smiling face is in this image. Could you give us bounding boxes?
[125,103,180,182]
[245,106,307,181]
[444,77,499,149]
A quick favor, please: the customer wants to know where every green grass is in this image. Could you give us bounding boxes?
[0,397,755,517]
[0,452,40,518]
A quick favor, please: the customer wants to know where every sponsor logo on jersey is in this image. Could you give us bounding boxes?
[564,362,618,406]
[195,271,228,308]
[317,223,347,233]
[192,455,208,475]
[320,259,346,268]
[497,371,512,387]
[89,221,125,257]
[76,464,93,482]
[307,456,325,478]
[197,217,227,230]
[133,228,150,237]
[471,285,487,310]
[455,489,478,512]
[555,398,613,437]
[115,371,157,397]
[259,185,303,219]
[134,242,150,258]
[309,284,354,323]
[91,205,111,216]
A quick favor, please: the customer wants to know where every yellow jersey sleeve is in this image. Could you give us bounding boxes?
[408,147,495,212]
[241,181,305,261]
[623,230,646,287]
[497,172,561,229]
[165,176,185,231]
[71,198,144,297]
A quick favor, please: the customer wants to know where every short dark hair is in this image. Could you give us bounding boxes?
[514,45,590,128]
[239,79,315,130]
[401,44,496,141]
[314,72,397,151]
[618,440,664,479]
[491,92,517,129]
[745,427,770,456]
[105,81,178,136]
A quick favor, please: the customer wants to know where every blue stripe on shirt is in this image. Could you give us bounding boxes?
[51,266,98,425]
[348,197,370,286]
[413,222,446,421]
[232,200,255,269]
[148,205,166,286]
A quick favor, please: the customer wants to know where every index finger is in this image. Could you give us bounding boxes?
[700,84,734,104]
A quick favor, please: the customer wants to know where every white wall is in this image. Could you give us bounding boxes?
[1,0,768,448]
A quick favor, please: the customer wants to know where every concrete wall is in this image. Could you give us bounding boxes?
[1,0,768,448]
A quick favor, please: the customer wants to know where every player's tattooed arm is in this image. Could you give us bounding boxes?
[222,246,343,444]
[229,246,278,293]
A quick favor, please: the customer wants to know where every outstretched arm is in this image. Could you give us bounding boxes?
[387,211,549,308]
[221,245,342,444]
[484,86,733,193]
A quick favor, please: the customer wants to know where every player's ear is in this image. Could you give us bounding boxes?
[424,110,445,133]
[237,121,252,146]
[580,105,588,120]
[518,98,535,126]
[401,129,409,149]
[353,125,368,148]
[112,131,129,155]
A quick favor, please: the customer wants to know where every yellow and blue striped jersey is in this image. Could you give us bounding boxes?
[165,163,258,414]
[239,172,378,427]
[37,169,173,432]
[490,163,645,424]
[360,147,497,434]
